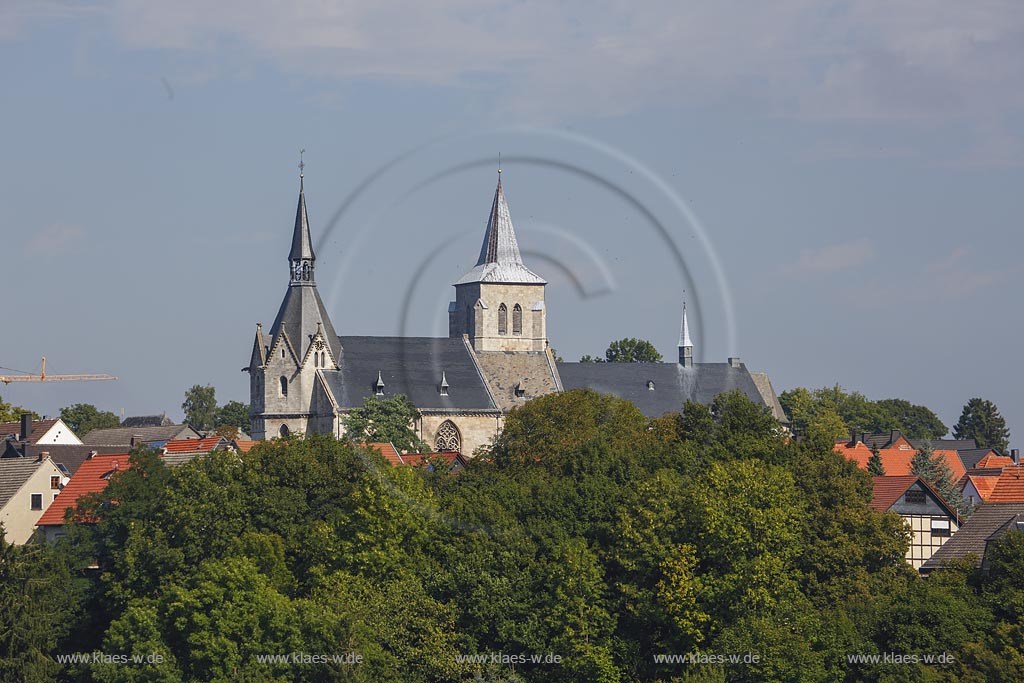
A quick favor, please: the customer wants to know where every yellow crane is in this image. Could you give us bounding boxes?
[0,357,117,384]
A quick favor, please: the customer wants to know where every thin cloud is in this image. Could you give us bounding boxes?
[787,240,875,275]
[23,223,86,256]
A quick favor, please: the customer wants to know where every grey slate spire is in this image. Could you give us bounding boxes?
[678,299,693,367]
[269,169,341,362]
[455,171,546,285]
[289,168,315,285]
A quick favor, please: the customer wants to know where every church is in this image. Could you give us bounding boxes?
[246,168,785,454]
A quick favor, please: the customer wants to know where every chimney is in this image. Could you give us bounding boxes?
[1013,449,1020,465]
[849,430,858,446]
[20,413,31,442]
[87,450,97,460]
[728,357,741,368]
[890,429,901,444]
[130,434,142,448]
[38,451,50,462]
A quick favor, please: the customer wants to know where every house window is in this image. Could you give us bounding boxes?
[30,493,43,510]
[905,490,925,504]
[279,376,288,398]
[512,304,522,335]
[53,492,60,500]
[931,519,951,537]
[50,476,60,490]
[435,420,461,452]
[498,304,508,335]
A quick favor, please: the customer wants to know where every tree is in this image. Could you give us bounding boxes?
[954,398,1011,453]
[0,396,37,423]
[875,398,947,440]
[182,384,217,431]
[911,443,958,509]
[341,394,426,453]
[579,338,662,363]
[867,443,885,476]
[59,403,120,436]
[604,338,662,363]
[214,400,251,434]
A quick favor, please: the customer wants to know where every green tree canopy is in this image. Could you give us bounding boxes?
[780,384,947,439]
[953,397,1011,453]
[213,399,251,434]
[59,403,120,437]
[182,384,217,431]
[341,394,426,453]
[911,443,959,510]
[0,396,38,423]
[580,338,663,363]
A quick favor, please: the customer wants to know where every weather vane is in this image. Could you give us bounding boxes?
[299,148,305,176]
[498,152,501,176]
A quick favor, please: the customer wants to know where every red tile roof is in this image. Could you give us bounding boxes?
[399,451,464,466]
[837,443,966,481]
[162,437,223,454]
[36,453,131,526]
[975,453,1015,469]
[232,440,256,453]
[363,442,401,465]
[0,419,61,444]
[966,474,999,502]
[988,466,1024,503]
[870,475,920,512]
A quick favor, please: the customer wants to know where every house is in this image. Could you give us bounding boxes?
[920,502,1024,575]
[35,452,131,543]
[0,415,82,447]
[232,439,257,453]
[959,453,1017,508]
[837,440,966,482]
[160,437,227,466]
[399,451,468,473]
[0,453,68,544]
[81,423,200,448]
[871,475,962,569]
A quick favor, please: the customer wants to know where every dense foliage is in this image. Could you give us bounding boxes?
[780,385,948,439]
[580,338,663,363]
[181,385,252,434]
[341,394,427,453]
[954,397,1012,454]
[0,395,38,422]
[59,404,120,436]
[6,389,1024,681]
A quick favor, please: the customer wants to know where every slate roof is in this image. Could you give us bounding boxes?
[921,502,1024,572]
[13,445,127,476]
[910,438,978,451]
[81,424,199,446]
[290,180,315,262]
[121,414,173,428]
[269,283,341,361]
[749,372,787,423]
[321,336,497,411]
[0,419,60,444]
[958,448,1002,471]
[556,361,767,418]
[0,458,46,509]
[455,176,545,285]
[36,453,131,526]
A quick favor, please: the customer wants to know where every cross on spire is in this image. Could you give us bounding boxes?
[298,149,305,190]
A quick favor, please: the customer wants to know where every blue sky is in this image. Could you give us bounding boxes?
[2,1,1022,444]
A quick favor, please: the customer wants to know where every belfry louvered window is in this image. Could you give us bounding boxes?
[512,304,522,335]
[498,304,508,335]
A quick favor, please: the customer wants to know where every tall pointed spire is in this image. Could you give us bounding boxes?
[678,297,694,367]
[455,170,545,285]
[289,151,315,284]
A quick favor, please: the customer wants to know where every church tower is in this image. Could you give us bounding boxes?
[449,171,547,352]
[248,164,340,440]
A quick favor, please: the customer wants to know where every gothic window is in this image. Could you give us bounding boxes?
[280,376,288,398]
[435,420,461,452]
[279,424,290,438]
[498,304,507,335]
[512,304,522,335]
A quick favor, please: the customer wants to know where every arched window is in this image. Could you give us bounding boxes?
[320,352,326,367]
[498,304,507,335]
[279,376,288,397]
[435,420,461,452]
[512,304,522,335]
[279,424,290,438]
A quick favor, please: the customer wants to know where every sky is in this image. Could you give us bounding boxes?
[1,1,1022,445]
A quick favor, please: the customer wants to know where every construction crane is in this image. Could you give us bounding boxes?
[0,357,117,385]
